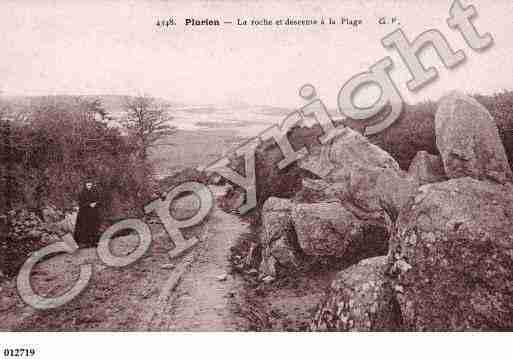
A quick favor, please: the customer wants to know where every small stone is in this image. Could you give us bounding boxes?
[161,263,175,270]
[234,263,245,271]
[0,297,15,311]
[395,259,412,273]
[216,274,228,281]
[141,288,155,299]
[261,275,275,284]
[27,229,43,239]
[95,264,107,272]
[246,268,259,276]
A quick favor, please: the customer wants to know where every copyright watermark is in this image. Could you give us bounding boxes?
[16,0,493,310]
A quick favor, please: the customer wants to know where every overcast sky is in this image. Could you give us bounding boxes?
[0,0,512,108]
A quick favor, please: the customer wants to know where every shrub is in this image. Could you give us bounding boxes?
[0,96,156,223]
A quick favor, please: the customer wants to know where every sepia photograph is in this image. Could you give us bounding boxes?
[0,0,513,356]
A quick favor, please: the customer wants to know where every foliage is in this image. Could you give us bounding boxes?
[123,95,177,160]
[0,96,157,222]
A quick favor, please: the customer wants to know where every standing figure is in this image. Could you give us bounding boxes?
[74,179,101,248]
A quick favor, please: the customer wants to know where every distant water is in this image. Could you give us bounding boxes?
[170,104,342,137]
[170,104,290,137]
[149,104,346,179]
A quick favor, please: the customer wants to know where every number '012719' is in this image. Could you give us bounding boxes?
[3,349,36,357]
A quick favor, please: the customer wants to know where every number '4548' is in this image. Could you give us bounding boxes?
[156,18,175,27]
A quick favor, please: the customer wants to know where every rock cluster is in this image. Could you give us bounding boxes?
[269,91,513,331]
[0,205,76,277]
[2,205,75,247]
[259,126,416,278]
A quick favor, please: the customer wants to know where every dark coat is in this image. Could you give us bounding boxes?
[74,186,101,248]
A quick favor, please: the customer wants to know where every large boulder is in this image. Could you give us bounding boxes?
[300,128,418,220]
[435,91,513,184]
[328,128,401,172]
[389,177,513,330]
[311,256,401,331]
[259,196,390,278]
[259,197,301,277]
[408,151,446,185]
[291,202,364,257]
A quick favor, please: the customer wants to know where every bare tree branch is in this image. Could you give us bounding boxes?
[122,95,176,160]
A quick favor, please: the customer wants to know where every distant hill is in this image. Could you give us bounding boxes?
[0,94,182,120]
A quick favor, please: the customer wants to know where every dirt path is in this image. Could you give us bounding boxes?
[0,185,252,331]
[143,185,251,330]
[161,207,250,331]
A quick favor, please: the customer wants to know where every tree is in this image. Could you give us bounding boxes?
[123,96,177,160]
[0,95,157,219]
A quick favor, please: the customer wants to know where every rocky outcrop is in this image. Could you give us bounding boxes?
[435,91,513,184]
[1,207,73,277]
[2,208,68,244]
[258,128,418,277]
[309,93,513,331]
[389,177,513,330]
[259,196,390,277]
[408,151,446,185]
[301,128,418,219]
[311,256,401,331]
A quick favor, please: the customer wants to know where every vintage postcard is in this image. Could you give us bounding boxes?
[1,0,513,350]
